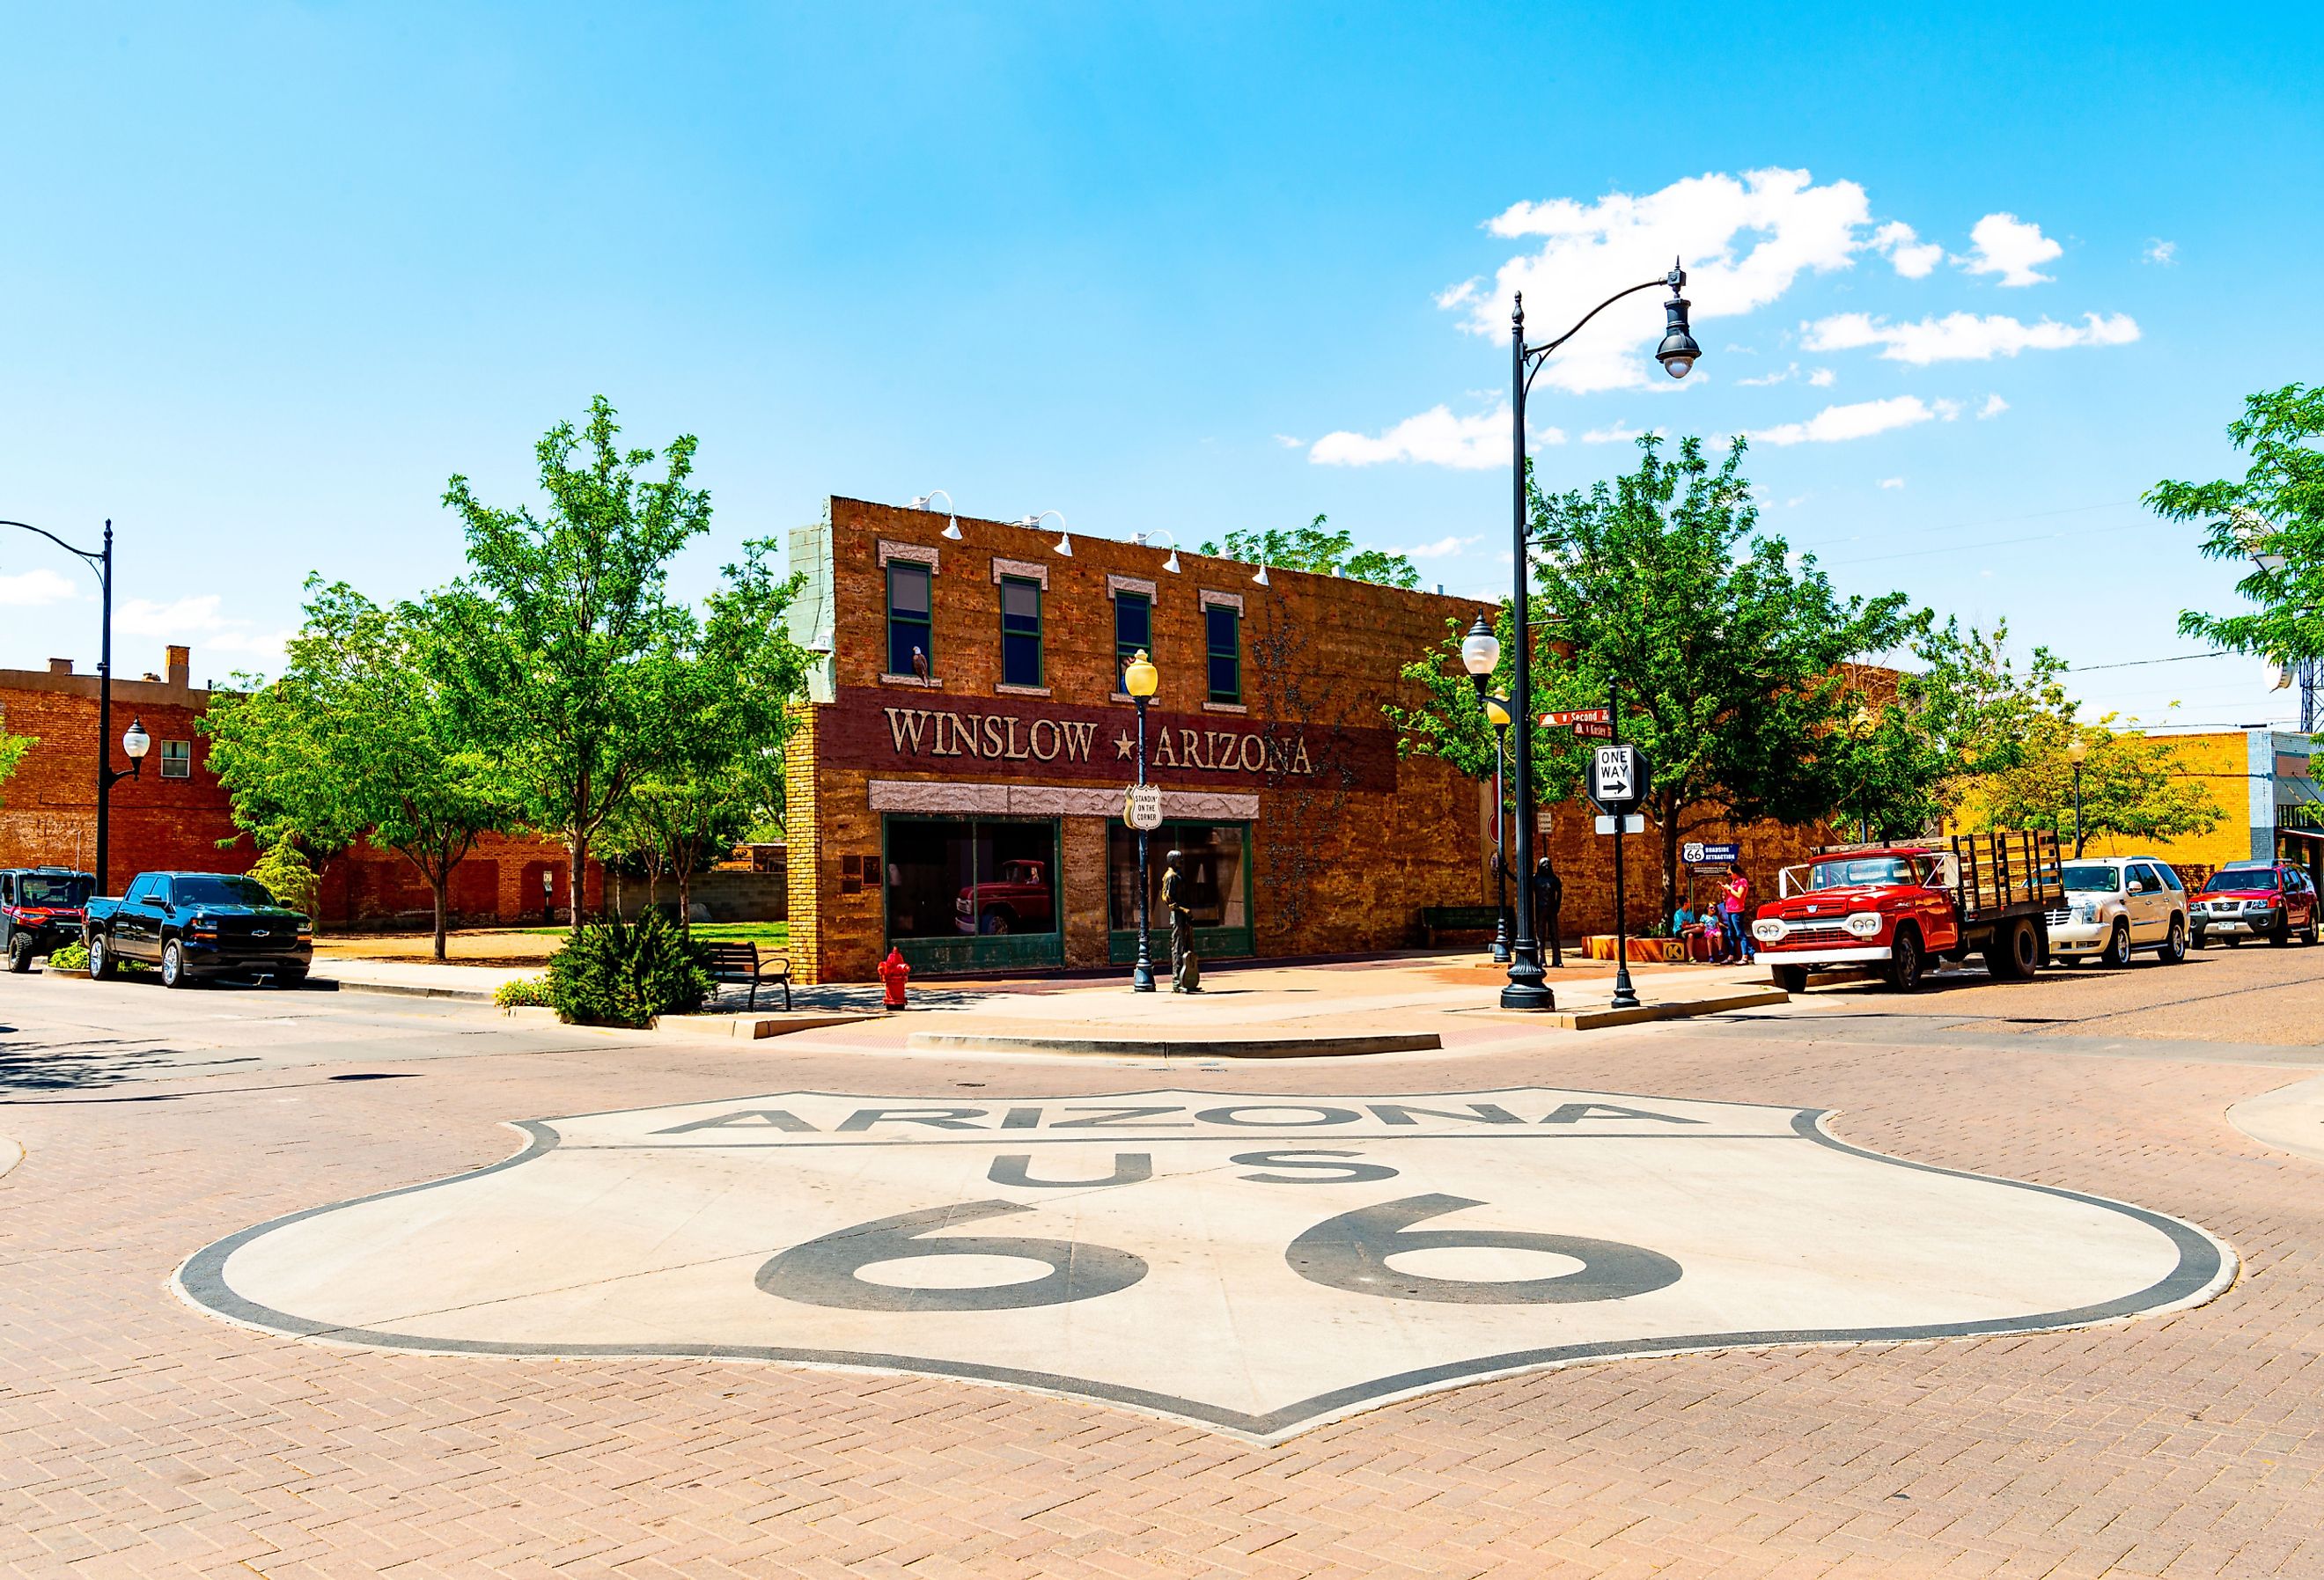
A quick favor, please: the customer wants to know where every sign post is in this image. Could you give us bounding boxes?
[1587,687,1651,1010]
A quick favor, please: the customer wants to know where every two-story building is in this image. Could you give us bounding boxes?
[780,499,1499,981]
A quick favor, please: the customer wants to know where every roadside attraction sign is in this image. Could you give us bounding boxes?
[178,1086,2232,1442]
[1685,841,1740,868]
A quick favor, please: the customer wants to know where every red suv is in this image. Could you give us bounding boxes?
[2190,861,2319,948]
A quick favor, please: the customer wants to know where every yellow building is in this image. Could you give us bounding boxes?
[2079,729,2320,885]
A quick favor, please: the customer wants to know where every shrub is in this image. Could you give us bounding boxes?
[250,843,321,922]
[46,941,89,972]
[493,974,555,1009]
[546,913,711,1028]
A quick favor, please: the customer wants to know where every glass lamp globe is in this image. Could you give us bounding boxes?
[1123,649,1159,700]
[2066,739,2090,766]
[121,719,151,761]
[1460,616,1500,678]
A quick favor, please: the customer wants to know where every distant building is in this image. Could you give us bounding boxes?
[2081,729,2322,885]
[0,648,594,924]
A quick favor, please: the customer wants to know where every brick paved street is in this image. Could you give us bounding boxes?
[4,955,2322,1578]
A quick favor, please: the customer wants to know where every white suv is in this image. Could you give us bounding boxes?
[2046,856,2190,966]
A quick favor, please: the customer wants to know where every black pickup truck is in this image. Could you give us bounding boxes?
[4,867,97,972]
[82,871,313,988]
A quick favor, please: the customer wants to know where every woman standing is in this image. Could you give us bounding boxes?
[1719,864,1754,963]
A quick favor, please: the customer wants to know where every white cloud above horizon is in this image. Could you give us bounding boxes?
[1979,393,2009,418]
[1871,221,1943,278]
[1958,213,2063,286]
[1310,405,1561,469]
[114,594,289,669]
[1405,534,1482,559]
[1802,310,2138,364]
[1879,476,1906,489]
[2144,239,2177,266]
[0,568,80,607]
[1750,395,1942,446]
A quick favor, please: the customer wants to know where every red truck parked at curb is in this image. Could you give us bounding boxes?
[1751,832,2065,993]
[953,859,1054,936]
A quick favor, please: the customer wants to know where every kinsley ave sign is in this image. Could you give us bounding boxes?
[830,687,1397,789]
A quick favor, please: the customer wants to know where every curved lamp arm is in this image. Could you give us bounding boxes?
[1521,267,1686,397]
[0,518,107,584]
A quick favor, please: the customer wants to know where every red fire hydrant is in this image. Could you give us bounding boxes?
[879,947,912,1010]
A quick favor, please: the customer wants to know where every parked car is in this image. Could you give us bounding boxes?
[2188,860,2320,948]
[2046,856,2190,966]
[1751,832,2065,993]
[3,867,98,973]
[81,871,314,988]
[953,859,1053,935]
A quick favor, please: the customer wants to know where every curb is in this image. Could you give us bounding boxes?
[902,1030,1443,1059]
[1545,987,1791,1030]
[314,978,492,1003]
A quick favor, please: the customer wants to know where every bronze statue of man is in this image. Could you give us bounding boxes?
[1531,856,1564,970]
[1161,849,1201,993]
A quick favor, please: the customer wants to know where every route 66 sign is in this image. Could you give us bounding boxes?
[178,1087,2230,1441]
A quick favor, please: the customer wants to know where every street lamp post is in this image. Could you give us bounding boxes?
[1123,648,1159,991]
[2067,737,2089,856]
[1,517,136,893]
[1503,262,1698,1010]
[1460,617,1526,984]
[1488,694,1512,963]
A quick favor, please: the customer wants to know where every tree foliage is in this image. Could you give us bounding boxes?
[202,579,518,957]
[1966,715,2223,854]
[1200,515,1421,589]
[0,730,35,808]
[1391,437,1917,920]
[2147,383,2324,665]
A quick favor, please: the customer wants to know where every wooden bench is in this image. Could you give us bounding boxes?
[702,941,792,1011]
[1419,905,1511,947]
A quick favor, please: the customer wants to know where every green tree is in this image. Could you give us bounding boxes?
[431,397,809,934]
[2148,383,2324,666]
[1199,515,1421,589]
[0,730,34,807]
[1979,717,2223,854]
[1390,437,1916,921]
[203,580,518,958]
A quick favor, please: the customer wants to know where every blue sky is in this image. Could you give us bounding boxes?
[3,3,2318,731]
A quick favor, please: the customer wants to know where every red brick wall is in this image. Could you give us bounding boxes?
[1,663,597,924]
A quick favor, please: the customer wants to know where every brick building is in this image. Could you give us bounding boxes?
[0,648,592,924]
[780,499,1836,983]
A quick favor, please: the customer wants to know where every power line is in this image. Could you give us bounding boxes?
[2066,652,2233,672]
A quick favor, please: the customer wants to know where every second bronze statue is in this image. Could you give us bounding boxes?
[1161,849,1201,993]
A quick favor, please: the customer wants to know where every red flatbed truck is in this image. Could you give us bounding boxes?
[1750,831,2066,993]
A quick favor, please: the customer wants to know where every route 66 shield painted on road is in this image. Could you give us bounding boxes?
[178,1088,2232,1440]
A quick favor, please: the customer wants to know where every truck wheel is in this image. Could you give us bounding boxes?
[161,940,200,989]
[2159,915,2188,965]
[87,934,118,981]
[2102,920,2132,968]
[2306,918,2320,944]
[1983,917,2039,981]
[1886,929,1924,992]
[1770,964,1808,995]
[2271,918,2294,947]
[5,935,31,974]
[2188,927,2206,951]
[978,909,1012,936]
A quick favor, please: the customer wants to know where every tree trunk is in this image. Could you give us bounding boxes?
[1659,798,1681,928]
[568,835,588,937]
[429,860,451,962]
[677,858,693,939]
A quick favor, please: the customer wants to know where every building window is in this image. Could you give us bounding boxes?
[883,817,1059,939]
[1107,820,1250,935]
[1114,591,1151,691]
[1000,575,1042,688]
[160,740,192,780]
[887,562,932,678]
[1205,604,1240,703]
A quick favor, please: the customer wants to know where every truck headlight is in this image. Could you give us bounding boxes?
[2072,900,2098,922]
[1751,919,1785,943]
[1843,912,1883,938]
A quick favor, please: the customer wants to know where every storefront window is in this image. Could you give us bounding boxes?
[1108,821,1249,931]
[1000,575,1043,687]
[886,562,932,677]
[885,817,1059,939]
[1205,605,1240,702]
[1114,591,1151,691]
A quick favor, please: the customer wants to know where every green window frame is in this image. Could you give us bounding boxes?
[886,562,933,678]
[1205,604,1240,703]
[1000,574,1043,687]
[1114,591,1152,692]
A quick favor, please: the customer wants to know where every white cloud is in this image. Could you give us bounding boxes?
[0,568,80,606]
[1958,212,2063,286]
[1406,534,1482,559]
[1435,278,1483,310]
[117,595,232,635]
[1979,393,2009,419]
[1273,433,1304,449]
[1808,366,1835,386]
[1310,405,1558,470]
[1465,167,1875,393]
[1932,398,1964,421]
[1582,421,1660,445]
[1871,221,1943,278]
[2144,239,2177,266]
[1879,477,1905,489]
[1750,395,1938,447]
[1735,364,1797,386]
[1802,310,2139,364]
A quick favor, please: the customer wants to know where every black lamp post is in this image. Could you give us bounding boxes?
[1488,694,1512,963]
[1123,647,1159,991]
[1502,262,1697,1010]
[2,517,136,893]
[2067,737,2088,857]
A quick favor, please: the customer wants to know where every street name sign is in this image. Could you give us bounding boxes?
[1572,720,1615,740]
[180,1086,2231,1442]
[1124,783,1164,831]
[1541,709,1612,726]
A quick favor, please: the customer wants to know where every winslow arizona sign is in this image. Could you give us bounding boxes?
[176,1087,2232,1440]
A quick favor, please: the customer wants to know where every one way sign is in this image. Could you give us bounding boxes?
[1591,744,1650,812]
